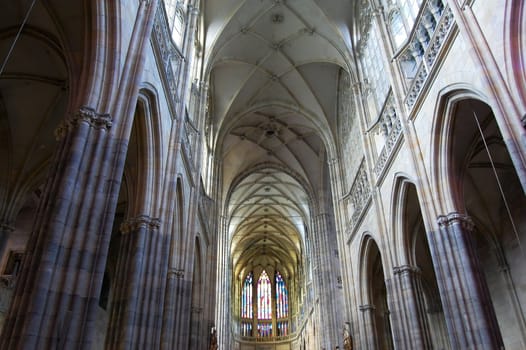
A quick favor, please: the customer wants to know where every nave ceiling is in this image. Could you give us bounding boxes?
[203,0,356,278]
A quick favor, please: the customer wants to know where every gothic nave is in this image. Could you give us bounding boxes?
[0,0,525,349]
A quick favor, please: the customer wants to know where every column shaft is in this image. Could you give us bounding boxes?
[105,215,163,349]
[390,265,432,349]
[429,212,503,349]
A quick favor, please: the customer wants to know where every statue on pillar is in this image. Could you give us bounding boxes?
[343,322,353,350]
[209,327,218,350]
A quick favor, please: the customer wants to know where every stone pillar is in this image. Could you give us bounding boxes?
[105,215,163,349]
[428,212,503,349]
[0,107,115,350]
[0,0,158,348]
[190,306,202,349]
[390,265,432,349]
[312,213,341,349]
[160,267,185,349]
[359,304,378,350]
[0,222,14,264]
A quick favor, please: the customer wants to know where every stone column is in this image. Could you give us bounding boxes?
[390,265,432,349]
[0,0,159,348]
[0,222,14,264]
[428,212,503,349]
[190,306,203,349]
[0,107,115,350]
[105,215,163,349]
[160,267,185,349]
[359,304,378,350]
[312,213,341,349]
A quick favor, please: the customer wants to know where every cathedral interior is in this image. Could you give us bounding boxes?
[0,0,525,349]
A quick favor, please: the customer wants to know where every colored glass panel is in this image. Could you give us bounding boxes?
[257,270,272,319]
[241,272,253,319]
[275,271,288,319]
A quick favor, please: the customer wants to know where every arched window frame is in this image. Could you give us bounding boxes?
[360,20,390,110]
[389,9,407,49]
[257,270,272,320]
[239,269,290,338]
[241,272,253,319]
[385,0,424,50]
[163,0,188,48]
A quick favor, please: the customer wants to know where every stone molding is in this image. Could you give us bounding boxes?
[393,264,421,276]
[55,106,112,140]
[0,223,15,233]
[437,212,474,231]
[120,215,161,234]
[168,268,185,279]
[359,304,375,312]
[191,306,203,314]
[401,3,455,110]
[348,159,371,228]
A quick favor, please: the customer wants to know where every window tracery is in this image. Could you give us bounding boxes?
[239,270,290,338]
[163,0,187,48]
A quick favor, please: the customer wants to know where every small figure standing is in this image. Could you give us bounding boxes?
[210,327,218,350]
[343,323,352,350]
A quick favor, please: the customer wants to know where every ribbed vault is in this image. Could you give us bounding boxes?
[204,0,354,334]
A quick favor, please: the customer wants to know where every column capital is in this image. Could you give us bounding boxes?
[55,106,112,140]
[168,268,185,279]
[359,304,375,312]
[120,215,161,234]
[437,212,474,231]
[393,264,420,276]
[371,5,384,18]
[0,222,15,233]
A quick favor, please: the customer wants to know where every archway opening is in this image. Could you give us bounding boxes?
[450,98,526,349]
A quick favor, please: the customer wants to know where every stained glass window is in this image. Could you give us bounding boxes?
[241,272,253,319]
[258,322,272,337]
[241,322,252,337]
[275,271,289,319]
[163,0,187,48]
[257,270,272,320]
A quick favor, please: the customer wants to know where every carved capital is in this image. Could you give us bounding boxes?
[359,304,375,312]
[168,268,185,279]
[437,212,474,231]
[393,264,420,276]
[120,215,161,234]
[188,4,199,17]
[73,107,112,129]
[55,107,112,140]
[0,222,15,233]
[371,5,384,18]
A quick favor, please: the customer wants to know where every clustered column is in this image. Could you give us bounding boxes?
[105,214,163,349]
[428,212,503,348]
[389,265,432,349]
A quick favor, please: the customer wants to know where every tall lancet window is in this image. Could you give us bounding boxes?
[257,270,272,320]
[275,272,288,318]
[241,272,253,318]
[240,272,253,336]
[163,0,187,48]
[275,271,289,336]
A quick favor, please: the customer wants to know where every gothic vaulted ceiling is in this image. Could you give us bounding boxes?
[204,0,354,278]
